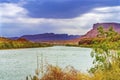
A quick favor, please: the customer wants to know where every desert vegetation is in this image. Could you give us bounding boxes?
[27,26,120,80]
[0,38,52,49]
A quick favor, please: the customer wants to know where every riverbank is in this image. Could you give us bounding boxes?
[0,42,53,50]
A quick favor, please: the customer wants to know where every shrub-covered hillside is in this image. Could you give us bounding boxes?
[0,37,52,49]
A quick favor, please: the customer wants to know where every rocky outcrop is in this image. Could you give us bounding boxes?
[72,22,120,44]
[82,23,120,38]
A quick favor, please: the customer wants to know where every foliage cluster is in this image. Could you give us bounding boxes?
[0,38,52,49]
[90,26,120,73]
[27,26,120,80]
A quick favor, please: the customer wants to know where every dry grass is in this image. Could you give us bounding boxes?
[28,64,120,80]
[41,65,91,80]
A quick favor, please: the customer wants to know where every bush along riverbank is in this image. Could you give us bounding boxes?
[0,38,53,49]
[27,26,120,80]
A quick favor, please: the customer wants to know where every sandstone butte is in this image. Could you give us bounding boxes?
[71,23,120,44]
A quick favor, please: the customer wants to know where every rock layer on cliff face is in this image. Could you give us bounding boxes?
[82,23,120,38]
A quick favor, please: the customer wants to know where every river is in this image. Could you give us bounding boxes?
[0,46,93,80]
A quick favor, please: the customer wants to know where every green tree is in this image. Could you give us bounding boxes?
[90,26,120,73]
[97,26,105,38]
[106,26,118,40]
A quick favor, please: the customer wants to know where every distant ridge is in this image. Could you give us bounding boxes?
[13,33,80,42]
[9,23,120,45]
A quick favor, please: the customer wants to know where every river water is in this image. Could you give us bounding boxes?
[0,46,93,80]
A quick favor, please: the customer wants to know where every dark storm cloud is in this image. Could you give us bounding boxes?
[23,0,120,19]
[0,0,120,19]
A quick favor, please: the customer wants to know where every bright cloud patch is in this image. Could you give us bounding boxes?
[0,3,120,37]
[0,3,28,23]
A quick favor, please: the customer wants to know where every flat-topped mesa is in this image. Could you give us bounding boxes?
[93,23,120,29]
[82,23,120,38]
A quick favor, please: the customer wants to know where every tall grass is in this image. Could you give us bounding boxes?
[27,65,91,80]
[26,51,120,80]
[27,51,120,80]
[41,65,91,80]
[27,63,120,80]
[27,26,120,80]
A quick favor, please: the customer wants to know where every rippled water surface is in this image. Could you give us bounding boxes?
[0,46,93,80]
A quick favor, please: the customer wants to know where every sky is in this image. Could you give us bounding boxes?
[0,0,120,37]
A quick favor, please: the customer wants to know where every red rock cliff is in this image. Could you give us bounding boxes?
[82,23,120,38]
